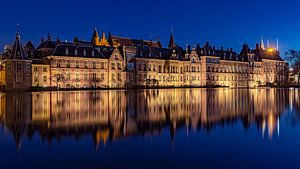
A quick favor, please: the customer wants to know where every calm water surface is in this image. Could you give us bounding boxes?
[0,88,300,169]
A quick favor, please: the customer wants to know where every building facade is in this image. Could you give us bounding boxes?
[0,28,288,91]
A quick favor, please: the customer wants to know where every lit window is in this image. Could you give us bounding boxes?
[6,63,11,71]
[111,62,115,70]
[100,73,104,81]
[100,62,105,69]
[16,63,22,71]
[67,60,70,67]
[43,76,47,82]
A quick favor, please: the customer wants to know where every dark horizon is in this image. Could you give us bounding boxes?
[1,0,300,55]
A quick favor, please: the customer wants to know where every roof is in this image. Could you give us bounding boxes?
[112,36,162,48]
[51,42,114,59]
[8,34,28,60]
[36,40,57,50]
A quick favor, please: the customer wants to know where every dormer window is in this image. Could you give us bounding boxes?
[83,50,86,56]
[114,54,118,60]
[74,49,78,56]
[65,48,69,55]
[92,50,95,57]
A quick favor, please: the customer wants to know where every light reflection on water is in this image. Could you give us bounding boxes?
[0,88,300,169]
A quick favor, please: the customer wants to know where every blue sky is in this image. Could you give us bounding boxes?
[1,0,300,55]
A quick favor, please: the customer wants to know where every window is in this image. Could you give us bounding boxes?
[34,75,38,82]
[74,49,78,55]
[100,73,104,81]
[43,67,47,72]
[83,50,86,56]
[92,50,95,57]
[114,54,118,60]
[34,66,38,72]
[111,73,115,81]
[111,62,115,70]
[117,63,122,70]
[43,76,47,82]
[6,63,11,71]
[26,63,31,72]
[16,63,22,71]
[84,61,88,68]
[76,73,79,81]
[93,62,96,69]
[100,62,105,69]
[84,73,88,81]
[66,60,70,68]
[66,72,70,81]
[76,61,79,68]
[16,74,22,83]
[117,73,122,81]
[92,73,97,82]
[65,48,69,55]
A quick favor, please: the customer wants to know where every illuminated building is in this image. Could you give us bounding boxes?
[0,28,288,91]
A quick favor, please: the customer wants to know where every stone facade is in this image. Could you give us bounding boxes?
[0,29,288,91]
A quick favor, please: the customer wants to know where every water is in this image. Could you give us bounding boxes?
[0,88,300,169]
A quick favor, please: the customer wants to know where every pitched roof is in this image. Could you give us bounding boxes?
[8,34,28,60]
[24,41,35,51]
[51,42,114,59]
[111,36,162,48]
[36,40,57,50]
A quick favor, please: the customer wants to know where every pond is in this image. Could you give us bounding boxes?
[0,88,299,169]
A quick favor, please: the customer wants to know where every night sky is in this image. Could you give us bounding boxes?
[1,0,299,55]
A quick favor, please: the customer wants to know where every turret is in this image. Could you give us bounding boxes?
[92,27,100,46]
[5,27,32,91]
[99,32,109,46]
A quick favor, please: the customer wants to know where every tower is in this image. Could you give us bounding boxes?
[99,32,109,46]
[5,29,32,91]
[260,39,265,50]
[92,27,100,46]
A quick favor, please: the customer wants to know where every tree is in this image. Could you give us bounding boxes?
[285,49,300,66]
[285,49,300,84]
[51,73,65,90]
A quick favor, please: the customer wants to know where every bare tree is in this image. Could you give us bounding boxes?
[285,49,300,83]
[51,73,65,90]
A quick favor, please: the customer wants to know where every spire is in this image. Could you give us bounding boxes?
[157,37,162,48]
[107,31,114,47]
[240,43,250,56]
[92,27,99,38]
[47,33,51,41]
[260,38,265,49]
[92,27,100,46]
[9,27,28,60]
[276,38,279,51]
[168,31,175,48]
[99,32,109,46]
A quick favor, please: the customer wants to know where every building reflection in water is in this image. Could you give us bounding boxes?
[0,88,293,149]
